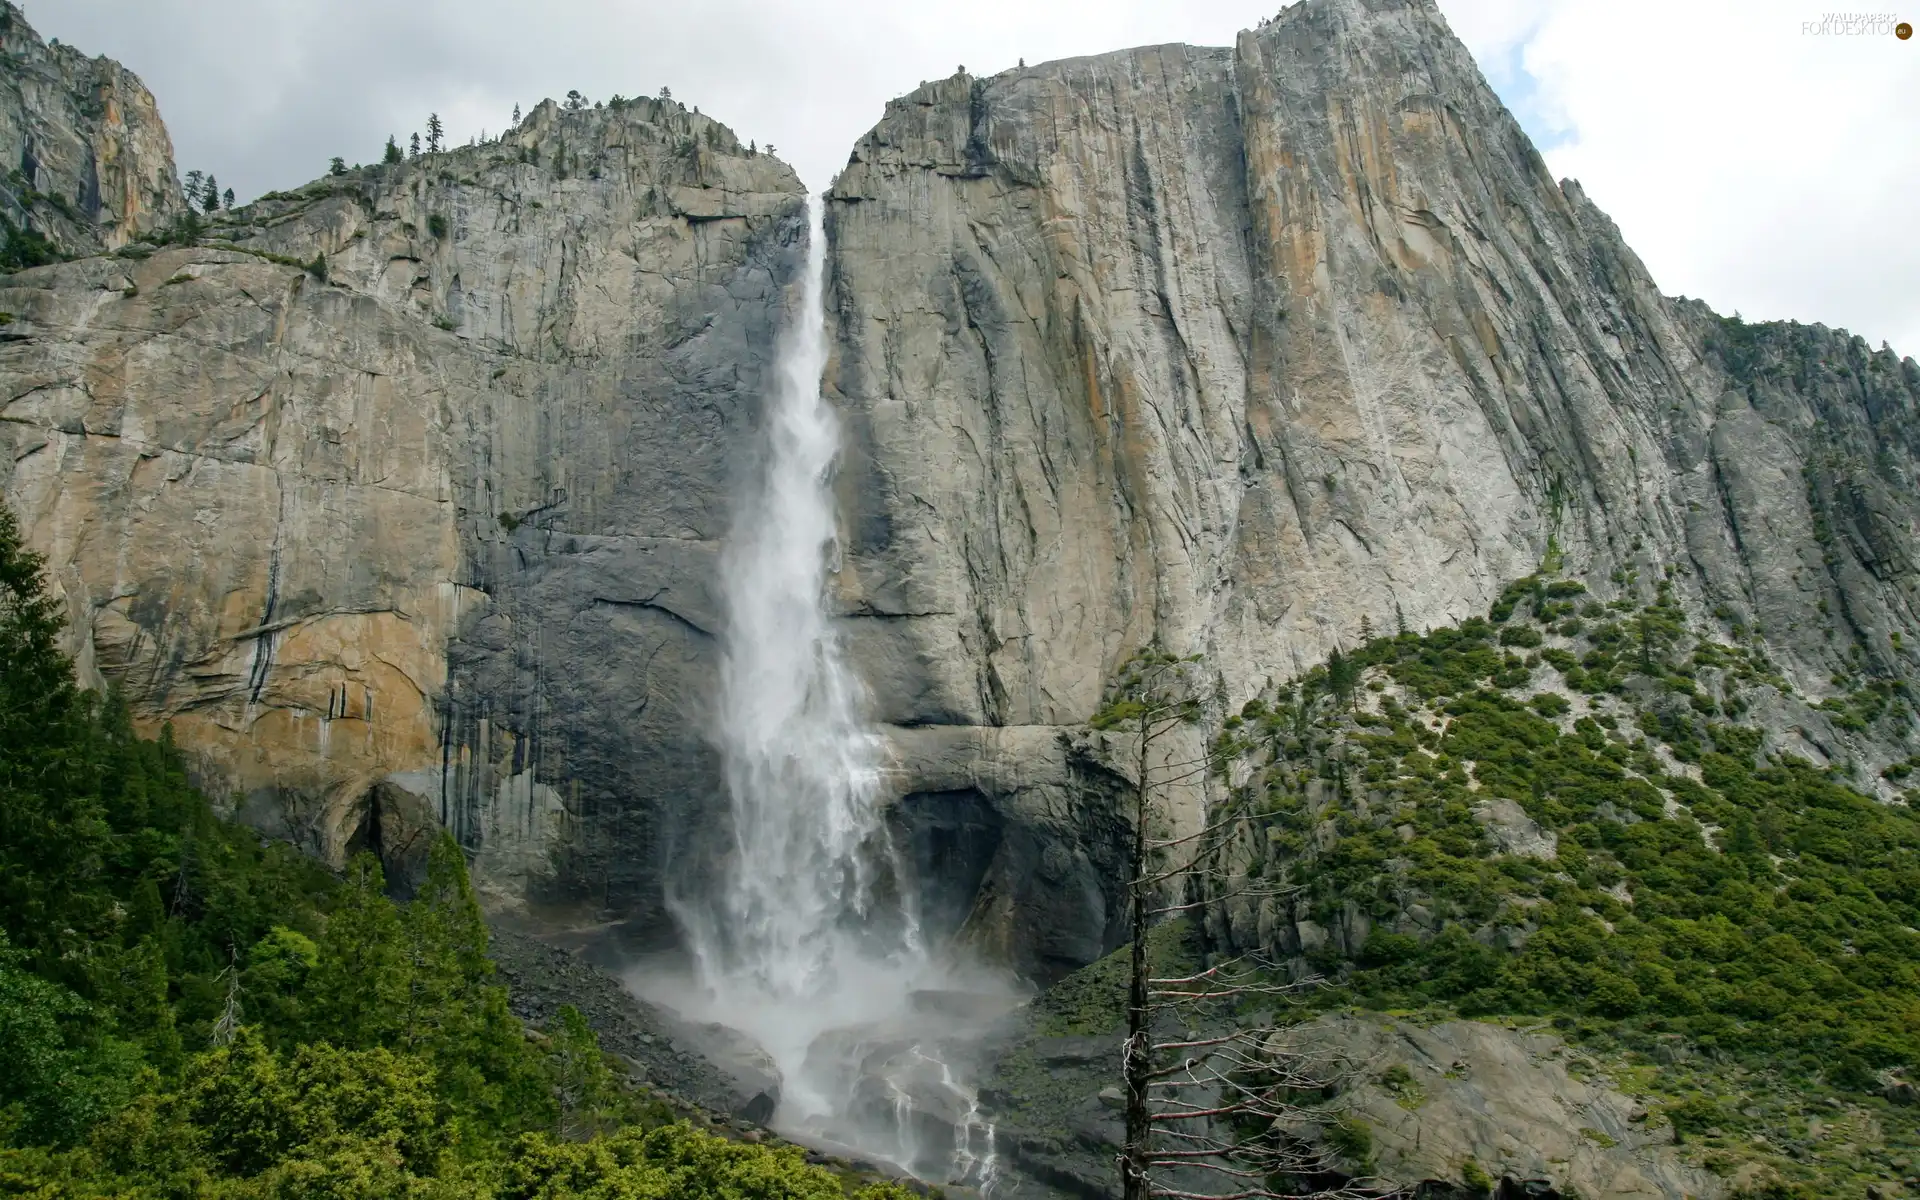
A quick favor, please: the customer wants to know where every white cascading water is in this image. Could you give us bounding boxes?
[655,195,1004,1189]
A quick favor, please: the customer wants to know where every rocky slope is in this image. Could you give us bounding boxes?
[983,1010,1724,1200]
[0,0,183,253]
[0,5,808,924]
[823,0,1919,975]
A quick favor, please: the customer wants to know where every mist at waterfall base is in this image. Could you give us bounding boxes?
[629,195,1020,1188]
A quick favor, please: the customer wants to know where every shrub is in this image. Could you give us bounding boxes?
[1326,1116,1373,1165]
[0,217,63,271]
[1530,692,1571,717]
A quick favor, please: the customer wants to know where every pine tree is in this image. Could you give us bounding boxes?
[400,832,553,1130]
[1359,613,1374,644]
[1327,645,1358,712]
[221,187,234,209]
[1395,601,1409,638]
[307,854,408,1047]
[550,1005,617,1140]
[183,169,205,198]
[383,135,402,164]
[658,85,671,101]
[328,157,346,176]
[0,503,107,966]
[426,113,444,154]
[409,132,421,159]
[201,175,220,212]
[565,89,586,111]
[511,102,521,125]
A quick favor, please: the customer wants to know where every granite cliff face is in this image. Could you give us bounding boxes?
[825,0,1920,972]
[2,0,1917,982]
[0,39,807,917]
[0,1,183,253]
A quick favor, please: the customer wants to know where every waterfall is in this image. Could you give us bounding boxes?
[671,193,921,1116]
[655,194,1004,1190]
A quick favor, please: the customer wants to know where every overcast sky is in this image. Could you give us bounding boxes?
[33,0,1919,357]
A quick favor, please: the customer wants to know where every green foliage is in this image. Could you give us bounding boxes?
[428,213,450,239]
[496,1124,917,1200]
[0,500,897,1198]
[1460,1156,1495,1192]
[1499,625,1543,648]
[1325,1116,1372,1165]
[383,135,403,165]
[550,1006,621,1141]
[154,208,205,247]
[1226,559,1920,1100]
[1530,692,1571,717]
[1029,921,1196,1037]
[1088,648,1204,732]
[0,216,62,271]
[0,933,141,1145]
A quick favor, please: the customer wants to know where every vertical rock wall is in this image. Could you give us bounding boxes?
[0,87,807,922]
[826,0,1920,976]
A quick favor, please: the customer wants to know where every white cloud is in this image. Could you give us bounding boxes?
[31,0,1919,355]
[1516,0,1920,355]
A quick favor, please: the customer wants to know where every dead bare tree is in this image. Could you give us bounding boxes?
[211,946,243,1047]
[1092,650,1400,1200]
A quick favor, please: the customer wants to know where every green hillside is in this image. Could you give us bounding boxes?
[0,503,909,1197]
[1195,566,1920,1195]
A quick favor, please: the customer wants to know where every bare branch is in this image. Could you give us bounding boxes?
[1144,808,1270,852]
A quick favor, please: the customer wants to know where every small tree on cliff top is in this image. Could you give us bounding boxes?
[1093,649,1381,1200]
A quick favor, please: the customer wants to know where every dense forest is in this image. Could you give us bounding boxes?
[0,502,908,1198]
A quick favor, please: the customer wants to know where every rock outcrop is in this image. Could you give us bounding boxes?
[0,64,807,918]
[981,1005,1725,1199]
[825,0,1919,969]
[0,1,184,253]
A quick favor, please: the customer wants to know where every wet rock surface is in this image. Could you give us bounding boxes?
[488,926,750,1116]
